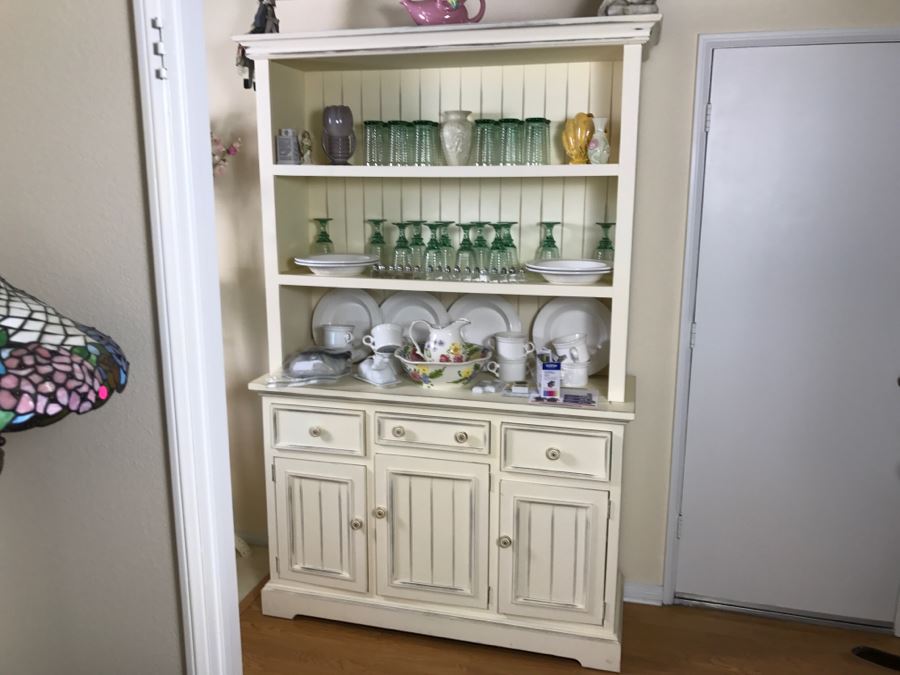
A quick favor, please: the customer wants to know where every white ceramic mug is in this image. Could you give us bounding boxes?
[485,359,528,383]
[561,360,589,387]
[321,324,355,350]
[362,322,404,353]
[552,332,590,363]
[492,331,535,362]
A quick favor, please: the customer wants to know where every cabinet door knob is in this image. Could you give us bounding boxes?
[546,447,561,461]
[392,425,406,438]
[373,506,388,519]
[497,535,513,549]
[454,431,469,444]
[350,518,364,531]
[309,426,323,438]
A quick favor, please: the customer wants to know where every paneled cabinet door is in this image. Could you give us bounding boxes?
[374,454,490,608]
[498,481,609,625]
[273,458,368,593]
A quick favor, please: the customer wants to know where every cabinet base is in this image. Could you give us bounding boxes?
[261,583,622,672]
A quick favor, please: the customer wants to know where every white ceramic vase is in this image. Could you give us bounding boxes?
[588,116,611,165]
[440,110,473,166]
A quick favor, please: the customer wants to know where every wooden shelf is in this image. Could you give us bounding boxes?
[235,16,660,64]
[272,164,620,179]
[249,373,635,422]
[277,272,615,298]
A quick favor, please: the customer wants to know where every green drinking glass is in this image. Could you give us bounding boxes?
[536,221,561,260]
[594,221,615,266]
[365,218,388,265]
[311,217,334,255]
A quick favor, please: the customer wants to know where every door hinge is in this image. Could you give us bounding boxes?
[150,17,168,80]
[271,463,276,482]
[704,103,712,133]
[676,514,684,540]
[275,555,280,575]
[690,322,697,350]
[488,586,492,604]
[488,473,493,492]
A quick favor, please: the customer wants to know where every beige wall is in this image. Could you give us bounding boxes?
[0,4,185,675]
[206,0,900,584]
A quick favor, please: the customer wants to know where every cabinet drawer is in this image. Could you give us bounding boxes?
[501,424,610,480]
[271,405,365,456]
[375,412,489,454]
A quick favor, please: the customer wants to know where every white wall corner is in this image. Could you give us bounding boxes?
[623,582,664,606]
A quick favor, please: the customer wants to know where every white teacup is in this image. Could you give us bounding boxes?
[492,331,535,362]
[552,332,590,363]
[561,360,589,387]
[321,324,355,350]
[485,359,528,383]
[362,322,403,353]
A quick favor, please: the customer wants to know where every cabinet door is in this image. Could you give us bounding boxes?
[274,458,368,593]
[498,481,609,624]
[374,454,489,608]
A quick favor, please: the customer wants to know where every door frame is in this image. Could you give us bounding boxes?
[664,30,900,638]
[133,0,243,672]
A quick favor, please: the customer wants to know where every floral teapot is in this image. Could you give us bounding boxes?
[409,318,471,362]
[400,0,486,25]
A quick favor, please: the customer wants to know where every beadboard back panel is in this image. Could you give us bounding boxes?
[274,176,618,269]
[269,60,624,166]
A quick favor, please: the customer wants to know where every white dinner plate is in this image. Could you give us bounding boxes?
[448,294,522,347]
[531,298,611,375]
[312,289,383,362]
[380,292,449,344]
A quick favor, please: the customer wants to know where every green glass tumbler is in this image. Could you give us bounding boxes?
[524,117,550,165]
[413,120,438,166]
[473,119,499,166]
[498,118,524,166]
[387,121,412,166]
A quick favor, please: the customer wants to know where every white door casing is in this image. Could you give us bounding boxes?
[499,480,609,625]
[669,34,900,626]
[375,454,490,608]
[274,458,368,593]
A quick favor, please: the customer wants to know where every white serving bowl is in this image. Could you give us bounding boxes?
[525,259,612,285]
[294,254,378,277]
[393,343,492,388]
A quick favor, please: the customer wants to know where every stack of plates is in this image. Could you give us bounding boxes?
[525,259,612,285]
[294,254,378,277]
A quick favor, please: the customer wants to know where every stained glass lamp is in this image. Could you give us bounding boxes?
[0,276,129,472]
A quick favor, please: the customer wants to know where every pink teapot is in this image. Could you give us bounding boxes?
[400,0,486,25]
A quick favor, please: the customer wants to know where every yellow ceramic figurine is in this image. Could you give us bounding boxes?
[563,112,595,164]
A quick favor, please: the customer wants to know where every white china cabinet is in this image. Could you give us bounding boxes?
[238,15,658,671]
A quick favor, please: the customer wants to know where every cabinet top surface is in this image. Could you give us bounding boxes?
[234,16,661,62]
[249,373,636,421]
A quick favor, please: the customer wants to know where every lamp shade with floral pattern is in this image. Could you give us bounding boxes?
[0,276,129,471]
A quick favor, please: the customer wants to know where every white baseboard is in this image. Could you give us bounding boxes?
[236,531,269,548]
[623,582,664,606]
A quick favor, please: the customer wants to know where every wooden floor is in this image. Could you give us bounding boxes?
[241,595,900,674]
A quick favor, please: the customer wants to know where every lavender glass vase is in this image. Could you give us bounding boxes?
[322,105,356,165]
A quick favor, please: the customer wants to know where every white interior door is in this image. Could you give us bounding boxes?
[676,39,900,625]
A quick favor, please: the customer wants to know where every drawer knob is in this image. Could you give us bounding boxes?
[309,426,323,438]
[373,506,388,519]
[546,447,561,461]
[497,535,513,549]
[391,425,406,438]
[454,431,469,444]
[350,518,364,531]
